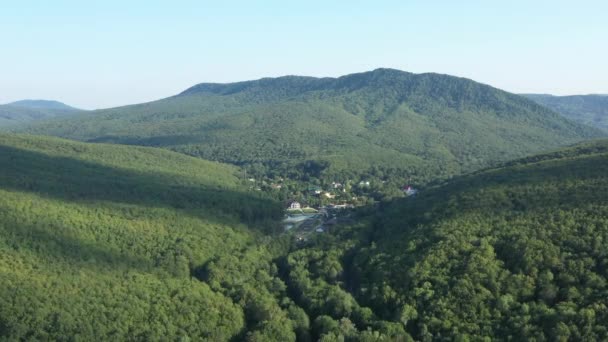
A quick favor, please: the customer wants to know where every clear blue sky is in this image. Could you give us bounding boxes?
[1,0,606,109]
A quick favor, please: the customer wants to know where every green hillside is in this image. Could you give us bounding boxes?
[4,136,608,340]
[0,134,295,340]
[21,69,604,184]
[0,100,82,127]
[524,94,608,132]
[284,139,608,340]
[0,133,438,341]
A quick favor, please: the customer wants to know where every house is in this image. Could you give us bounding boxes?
[288,201,301,210]
[323,192,336,199]
[359,181,370,187]
[331,182,343,189]
[403,185,418,196]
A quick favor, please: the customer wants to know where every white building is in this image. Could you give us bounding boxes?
[288,201,301,210]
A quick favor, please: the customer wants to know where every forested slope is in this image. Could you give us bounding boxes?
[21,69,604,183]
[524,94,608,132]
[286,139,608,340]
[0,134,293,340]
[1,134,432,341]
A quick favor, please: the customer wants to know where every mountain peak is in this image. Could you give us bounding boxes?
[7,99,79,111]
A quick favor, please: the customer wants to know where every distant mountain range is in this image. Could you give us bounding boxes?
[0,99,83,126]
[523,94,608,132]
[18,69,605,183]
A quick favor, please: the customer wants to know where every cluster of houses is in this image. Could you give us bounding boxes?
[307,185,339,199]
[287,184,417,211]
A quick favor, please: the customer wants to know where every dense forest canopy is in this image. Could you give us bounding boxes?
[0,134,416,341]
[3,133,608,340]
[0,134,288,340]
[17,69,604,184]
[524,94,608,132]
[289,139,608,341]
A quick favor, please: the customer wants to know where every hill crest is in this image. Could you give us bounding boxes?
[19,68,605,185]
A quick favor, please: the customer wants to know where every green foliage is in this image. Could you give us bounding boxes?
[347,139,608,340]
[524,94,608,132]
[3,109,608,340]
[275,139,608,340]
[19,69,604,186]
[0,134,295,340]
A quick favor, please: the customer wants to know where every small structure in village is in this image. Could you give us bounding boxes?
[288,201,301,210]
[322,192,335,199]
[308,185,323,195]
[403,185,418,196]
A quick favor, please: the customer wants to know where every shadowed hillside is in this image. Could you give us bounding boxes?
[0,134,298,340]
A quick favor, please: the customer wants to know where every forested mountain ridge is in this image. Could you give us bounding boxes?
[0,99,82,127]
[524,93,608,132]
[20,69,604,184]
[7,99,79,111]
[286,139,608,340]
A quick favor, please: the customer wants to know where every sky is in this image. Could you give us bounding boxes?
[1,0,606,109]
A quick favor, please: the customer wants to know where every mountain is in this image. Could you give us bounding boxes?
[7,99,79,111]
[21,69,604,185]
[524,94,608,132]
[287,138,608,340]
[0,99,83,126]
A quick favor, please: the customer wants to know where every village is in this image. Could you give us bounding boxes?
[282,202,355,242]
[245,173,419,240]
[280,181,418,242]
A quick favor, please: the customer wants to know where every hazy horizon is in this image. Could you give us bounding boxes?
[2,0,607,109]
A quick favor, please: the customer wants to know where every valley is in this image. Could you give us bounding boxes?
[2,69,608,341]
[4,2,608,340]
